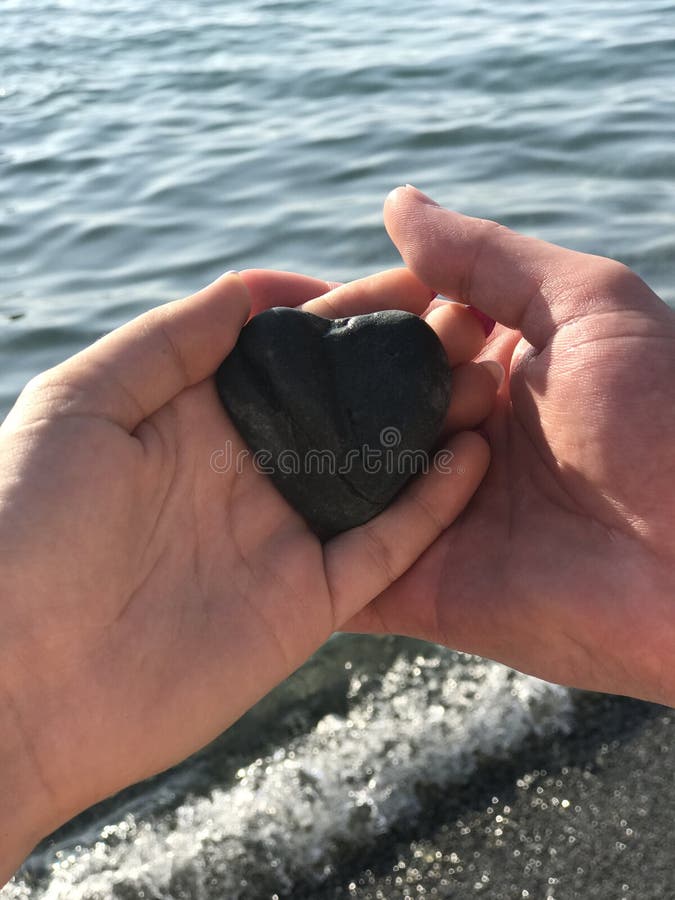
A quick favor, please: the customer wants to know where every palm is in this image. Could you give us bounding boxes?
[1,380,330,818]
[130,379,337,683]
[103,383,336,786]
[427,311,673,690]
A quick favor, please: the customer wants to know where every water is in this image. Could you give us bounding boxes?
[2,0,675,897]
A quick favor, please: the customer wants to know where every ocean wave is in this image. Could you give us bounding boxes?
[4,653,572,900]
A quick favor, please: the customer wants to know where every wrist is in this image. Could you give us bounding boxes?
[0,681,62,886]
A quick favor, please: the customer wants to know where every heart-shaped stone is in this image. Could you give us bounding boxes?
[215,307,452,540]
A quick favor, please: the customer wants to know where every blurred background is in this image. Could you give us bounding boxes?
[1,0,674,897]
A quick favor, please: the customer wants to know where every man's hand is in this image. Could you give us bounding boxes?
[0,269,495,881]
[345,186,675,706]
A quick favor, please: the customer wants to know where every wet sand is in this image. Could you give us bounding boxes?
[310,692,675,899]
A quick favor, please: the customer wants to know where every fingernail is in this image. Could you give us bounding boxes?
[208,269,239,286]
[467,306,496,337]
[403,184,441,207]
[198,269,241,292]
[480,360,505,390]
[212,270,250,302]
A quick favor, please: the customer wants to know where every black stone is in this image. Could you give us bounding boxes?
[215,307,452,541]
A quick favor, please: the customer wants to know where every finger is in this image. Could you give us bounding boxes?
[28,272,251,432]
[384,185,663,349]
[424,301,487,367]
[301,267,435,318]
[240,269,338,316]
[240,267,435,321]
[444,361,503,432]
[323,430,490,627]
[243,269,506,377]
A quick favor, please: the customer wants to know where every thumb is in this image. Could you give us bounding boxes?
[15,272,251,432]
[384,185,663,349]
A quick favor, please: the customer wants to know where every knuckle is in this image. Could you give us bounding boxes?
[592,258,644,297]
[360,522,399,585]
[477,217,509,238]
[22,368,57,397]
[20,369,63,409]
[143,308,191,386]
[18,367,87,418]
[462,219,512,305]
[411,492,445,533]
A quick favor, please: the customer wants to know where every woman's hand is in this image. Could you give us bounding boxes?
[0,268,495,881]
[345,186,675,708]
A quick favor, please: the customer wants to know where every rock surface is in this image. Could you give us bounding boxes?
[215,307,452,540]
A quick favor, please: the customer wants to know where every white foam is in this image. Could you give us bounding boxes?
[3,652,572,899]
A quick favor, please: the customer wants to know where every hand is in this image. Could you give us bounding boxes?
[0,269,493,880]
[345,186,675,707]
